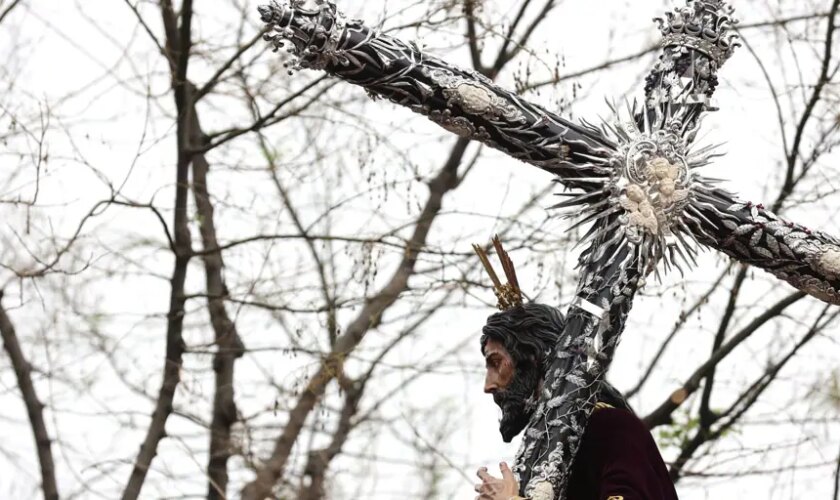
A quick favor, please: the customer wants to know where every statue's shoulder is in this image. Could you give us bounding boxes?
[576,409,678,500]
[587,407,651,443]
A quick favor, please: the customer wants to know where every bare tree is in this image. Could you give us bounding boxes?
[0,1,836,499]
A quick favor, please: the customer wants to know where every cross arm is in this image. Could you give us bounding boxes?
[257,1,613,191]
[256,1,840,306]
[688,187,840,304]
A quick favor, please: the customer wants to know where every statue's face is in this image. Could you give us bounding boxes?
[483,338,515,395]
[483,338,540,442]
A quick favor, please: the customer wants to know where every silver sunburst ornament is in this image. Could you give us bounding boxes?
[551,0,741,283]
[557,102,727,282]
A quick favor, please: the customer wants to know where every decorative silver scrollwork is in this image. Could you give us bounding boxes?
[654,0,740,68]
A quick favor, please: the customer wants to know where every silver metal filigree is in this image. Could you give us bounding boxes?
[655,0,740,67]
[424,108,491,142]
[259,0,349,71]
[554,102,723,281]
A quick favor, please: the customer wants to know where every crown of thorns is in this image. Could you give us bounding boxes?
[472,236,524,311]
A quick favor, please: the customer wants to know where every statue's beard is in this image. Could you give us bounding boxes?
[494,362,541,443]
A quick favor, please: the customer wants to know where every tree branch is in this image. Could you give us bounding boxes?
[297,377,362,500]
[0,291,59,500]
[463,0,485,75]
[625,264,731,399]
[0,0,23,26]
[296,288,456,499]
[698,267,749,429]
[258,132,339,346]
[494,0,534,70]
[523,11,832,92]
[668,306,837,482]
[189,109,246,499]
[776,0,840,211]
[491,0,556,75]
[121,3,194,498]
[643,291,807,429]
[194,29,267,102]
[834,441,840,500]
[239,137,472,500]
[199,77,331,153]
[121,0,166,57]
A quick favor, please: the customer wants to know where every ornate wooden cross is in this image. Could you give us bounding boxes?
[257,1,840,498]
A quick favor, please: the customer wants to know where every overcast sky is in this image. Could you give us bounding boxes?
[1,0,838,499]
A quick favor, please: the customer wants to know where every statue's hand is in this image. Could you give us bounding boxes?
[474,462,520,500]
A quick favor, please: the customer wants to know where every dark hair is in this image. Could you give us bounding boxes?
[480,302,633,413]
[481,303,564,373]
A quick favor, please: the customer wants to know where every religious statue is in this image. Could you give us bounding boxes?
[256,1,840,498]
[472,239,677,500]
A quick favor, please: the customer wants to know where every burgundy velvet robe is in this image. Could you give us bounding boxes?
[565,408,679,500]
